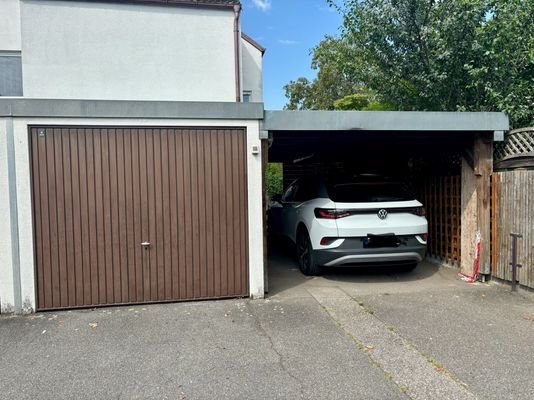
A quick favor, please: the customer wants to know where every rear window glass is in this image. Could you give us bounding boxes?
[327,183,414,203]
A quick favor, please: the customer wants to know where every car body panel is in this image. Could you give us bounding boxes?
[281,198,338,246]
[333,200,428,239]
[313,236,427,267]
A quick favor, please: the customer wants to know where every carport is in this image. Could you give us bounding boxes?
[262,110,509,278]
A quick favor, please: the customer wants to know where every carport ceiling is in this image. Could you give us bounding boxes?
[264,111,509,163]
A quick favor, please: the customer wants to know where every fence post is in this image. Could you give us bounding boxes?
[510,233,523,291]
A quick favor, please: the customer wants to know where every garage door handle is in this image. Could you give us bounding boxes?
[141,242,151,248]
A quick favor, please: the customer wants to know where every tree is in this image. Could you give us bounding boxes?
[285,0,534,127]
[464,0,534,128]
[283,77,312,110]
[333,92,396,111]
[283,36,363,110]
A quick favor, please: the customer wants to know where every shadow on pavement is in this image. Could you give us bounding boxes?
[266,238,443,297]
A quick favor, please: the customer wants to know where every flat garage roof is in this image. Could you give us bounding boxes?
[264,110,509,133]
[0,98,264,120]
[0,99,510,134]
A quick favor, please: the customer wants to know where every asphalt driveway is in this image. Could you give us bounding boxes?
[268,249,534,400]
[1,250,533,400]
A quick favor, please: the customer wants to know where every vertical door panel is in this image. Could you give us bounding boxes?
[31,127,248,310]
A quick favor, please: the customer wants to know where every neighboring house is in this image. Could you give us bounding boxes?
[0,0,263,102]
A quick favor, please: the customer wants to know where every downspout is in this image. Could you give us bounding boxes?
[233,3,242,102]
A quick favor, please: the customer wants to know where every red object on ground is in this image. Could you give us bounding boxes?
[459,232,481,283]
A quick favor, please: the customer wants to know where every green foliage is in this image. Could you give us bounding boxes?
[266,163,283,196]
[284,37,363,110]
[285,0,534,128]
[284,77,312,110]
[334,93,370,110]
[334,93,397,111]
[464,0,534,128]
[364,101,397,111]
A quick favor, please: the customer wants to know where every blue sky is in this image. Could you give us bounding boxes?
[241,0,342,110]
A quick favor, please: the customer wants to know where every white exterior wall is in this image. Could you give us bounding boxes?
[0,117,264,313]
[241,38,263,103]
[0,0,21,51]
[20,0,237,102]
[0,120,16,313]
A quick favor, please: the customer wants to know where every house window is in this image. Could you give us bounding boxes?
[242,90,252,103]
[0,53,23,96]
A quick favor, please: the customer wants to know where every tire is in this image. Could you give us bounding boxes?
[296,228,322,276]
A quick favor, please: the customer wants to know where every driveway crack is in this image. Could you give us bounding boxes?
[245,301,306,399]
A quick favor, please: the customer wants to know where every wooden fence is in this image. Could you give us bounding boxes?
[415,176,462,266]
[491,171,534,289]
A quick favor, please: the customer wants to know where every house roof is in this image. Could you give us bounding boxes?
[242,33,266,55]
[76,0,240,8]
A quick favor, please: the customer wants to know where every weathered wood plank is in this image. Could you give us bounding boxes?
[492,170,534,289]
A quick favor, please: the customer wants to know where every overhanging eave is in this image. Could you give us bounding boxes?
[264,110,509,133]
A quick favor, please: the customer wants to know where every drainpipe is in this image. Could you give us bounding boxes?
[233,3,242,102]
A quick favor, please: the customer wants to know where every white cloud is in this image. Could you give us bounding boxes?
[278,39,299,45]
[251,0,272,12]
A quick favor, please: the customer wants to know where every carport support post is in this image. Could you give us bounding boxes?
[474,133,493,276]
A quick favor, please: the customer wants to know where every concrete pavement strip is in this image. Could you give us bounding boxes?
[307,286,477,400]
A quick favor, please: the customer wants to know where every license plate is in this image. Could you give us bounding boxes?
[364,234,399,248]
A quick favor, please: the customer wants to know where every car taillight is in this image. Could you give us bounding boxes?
[314,208,351,219]
[422,233,428,242]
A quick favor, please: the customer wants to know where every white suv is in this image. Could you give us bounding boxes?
[270,177,428,275]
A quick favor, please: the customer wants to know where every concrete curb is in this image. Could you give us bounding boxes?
[307,286,477,400]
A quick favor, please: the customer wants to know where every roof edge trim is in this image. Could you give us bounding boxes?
[241,32,266,55]
[59,0,240,10]
[0,98,264,120]
[264,110,510,132]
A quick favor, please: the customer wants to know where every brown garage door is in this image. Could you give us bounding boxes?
[30,127,248,310]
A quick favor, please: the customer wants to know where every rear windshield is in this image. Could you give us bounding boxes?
[327,182,415,203]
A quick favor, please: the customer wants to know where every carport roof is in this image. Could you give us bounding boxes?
[264,110,509,133]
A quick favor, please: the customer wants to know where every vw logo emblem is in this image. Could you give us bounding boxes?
[377,209,388,220]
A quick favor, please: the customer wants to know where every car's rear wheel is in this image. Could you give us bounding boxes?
[296,229,322,276]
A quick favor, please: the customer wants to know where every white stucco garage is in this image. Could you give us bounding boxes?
[0,99,265,313]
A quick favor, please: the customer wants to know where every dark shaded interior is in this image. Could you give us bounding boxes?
[269,130,472,162]
[268,130,472,188]
[267,129,479,267]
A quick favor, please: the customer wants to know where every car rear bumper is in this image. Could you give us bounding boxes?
[314,236,427,267]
